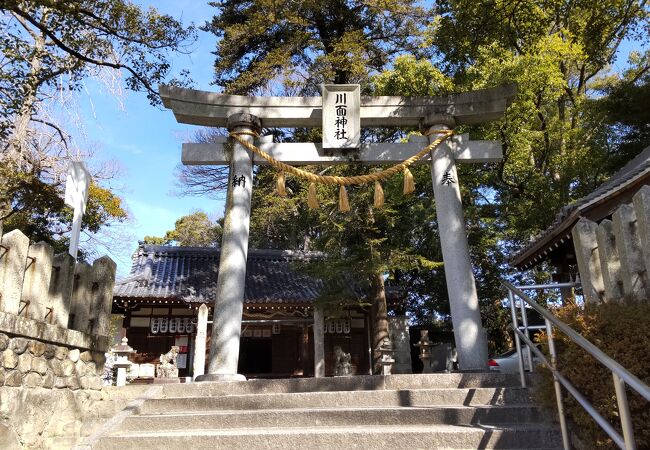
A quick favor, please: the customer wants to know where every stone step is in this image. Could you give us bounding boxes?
[116,405,543,433]
[96,423,563,450]
[158,373,525,398]
[139,387,532,414]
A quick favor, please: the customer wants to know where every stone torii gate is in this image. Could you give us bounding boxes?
[160,84,516,379]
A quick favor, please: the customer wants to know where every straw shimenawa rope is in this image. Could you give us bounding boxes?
[229,129,453,210]
[230,129,452,186]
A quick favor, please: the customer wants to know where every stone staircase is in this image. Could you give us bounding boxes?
[84,373,562,449]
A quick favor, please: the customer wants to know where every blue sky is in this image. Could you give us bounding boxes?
[80,1,220,276]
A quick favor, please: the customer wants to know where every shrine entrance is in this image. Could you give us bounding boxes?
[239,336,272,375]
[160,83,517,380]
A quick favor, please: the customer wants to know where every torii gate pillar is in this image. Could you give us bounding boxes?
[425,115,488,371]
[195,113,260,382]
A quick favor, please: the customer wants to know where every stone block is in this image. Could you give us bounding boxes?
[28,341,46,357]
[10,338,29,354]
[0,334,8,351]
[0,229,30,315]
[22,241,54,322]
[85,361,97,376]
[68,348,80,362]
[4,370,22,387]
[50,359,63,376]
[49,253,75,328]
[572,218,605,303]
[2,349,18,369]
[17,353,32,373]
[54,346,68,360]
[75,359,87,376]
[80,350,93,363]
[138,363,155,379]
[633,186,650,278]
[70,262,93,333]
[31,357,48,376]
[43,344,57,359]
[0,369,4,386]
[42,371,54,389]
[54,376,67,389]
[23,372,42,388]
[66,376,80,390]
[61,359,75,377]
[90,256,117,336]
[0,423,21,450]
[596,219,623,303]
[80,375,102,390]
[612,204,649,302]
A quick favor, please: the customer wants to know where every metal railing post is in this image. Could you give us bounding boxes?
[503,280,650,450]
[508,289,526,388]
[546,318,570,450]
[613,372,636,450]
[518,292,534,372]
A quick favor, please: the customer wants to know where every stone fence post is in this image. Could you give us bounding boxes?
[0,230,30,315]
[22,242,54,322]
[0,228,117,337]
[91,256,117,337]
[572,186,650,303]
[70,262,92,333]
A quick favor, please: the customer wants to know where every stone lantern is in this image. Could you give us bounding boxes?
[377,337,396,375]
[112,337,134,387]
[414,330,434,373]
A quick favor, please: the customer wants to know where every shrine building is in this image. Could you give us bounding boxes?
[112,243,404,379]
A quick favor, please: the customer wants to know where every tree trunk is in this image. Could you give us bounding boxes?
[369,271,389,374]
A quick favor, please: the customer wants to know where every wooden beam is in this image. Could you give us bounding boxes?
[181,134,502,166]
[160,84,517,128]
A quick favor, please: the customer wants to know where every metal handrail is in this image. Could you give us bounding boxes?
[503,280,650,450]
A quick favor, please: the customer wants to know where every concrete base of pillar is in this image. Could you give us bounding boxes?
[195,373,247,382]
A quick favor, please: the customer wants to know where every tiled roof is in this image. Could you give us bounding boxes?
[511,146,650,269]
[114,245,384,304]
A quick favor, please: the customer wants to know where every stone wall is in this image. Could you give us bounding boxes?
[572,185,650,303]
[0,228,118,448]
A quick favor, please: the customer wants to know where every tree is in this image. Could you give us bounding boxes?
[1,0,195,140]
[203,0,426,94]
[145,211,222,247]
[0,0,195,256]
[589,50,650,167]
[430,0,649,242]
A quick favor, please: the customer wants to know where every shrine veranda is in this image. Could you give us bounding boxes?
[159,83,517,379]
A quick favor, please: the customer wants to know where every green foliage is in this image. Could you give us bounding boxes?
[372,54,453,96]
[204,0,426,94]
[589,51,650,167]
[146,211,222,247]
[431,0,649,241]
[143,235,168,246]
[536,302,650,448]
[2,174,127,257]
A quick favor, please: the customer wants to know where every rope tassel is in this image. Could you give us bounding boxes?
[373,181,384,208]
[307,183,319,209]
[276,171,287,197]
[339,185,350,212]
[403,167,415,195]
